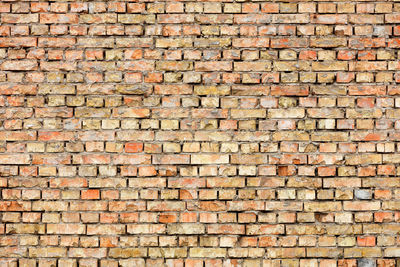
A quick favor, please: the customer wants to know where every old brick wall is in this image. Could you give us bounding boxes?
[1,0,400,266]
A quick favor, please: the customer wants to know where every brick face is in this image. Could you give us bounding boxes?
[1,0,400,266]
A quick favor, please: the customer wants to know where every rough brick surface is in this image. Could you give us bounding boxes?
[1,0,400,266]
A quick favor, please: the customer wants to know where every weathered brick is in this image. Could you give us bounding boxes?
[29,248,67,258]
[0,0,397,263]
[0,154,30,165]
[268,109,305,118]
[47,224,86,235]
[345,154,382,165]
[246,225,284,235]
[189,248,226,258]
[40,14,78,24]
[109,248,147,258]
[156,61,193,71]
[234,61,271,71]
[118,14,155,24]
[196,61,232,72]
[38,84,75,95]
[191,154,229,164]
[167,224,205,234]
[2,14,38,24]
[1,60,38,71]
[310,37,347,47]
[231,109,266,118]
[0,37,37,47]
[312,61,348,71]
[68,248,107,258]
[194,85,230,95]
[348,85,386,96]
[38,37,76,48]
[232,38,269,47]
[113,155,151,165]
[126,224,166,235]
[271,85,309,96]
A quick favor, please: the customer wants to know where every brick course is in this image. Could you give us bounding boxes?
[1,0,400,266]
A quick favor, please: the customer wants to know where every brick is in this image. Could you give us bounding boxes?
[307,248,343,258]
[29,248,67,258]
[272,14,309,23]
[231,155,268,165]
[191,154,229,164]
[109,248,147,258]
[2,14,38,24]
[189,248,226,258]
[312,61,348,71]
[207,178,245,188]
[194,38,231,48]
[347,109,382,119]
[231,109,266,118]
[384,248,400,257]
[274,61,310,71]
[118,14,155,24]
[304,202,342,212]
[234,14,270,24]
[312,14,347,24]
[0,154,30,165]
[207,224,245,235]
[246,225,284,235]
[233,85,270,96]
[268,109,305,118]
[80,14,117,24]
[311,85,347,95]
[267,248,306,258]
[0,247,27,257]
[310,37,347,47]
[348,85,386,96]
[38,37,76,48]
[167,224,205,234]
[38,84,75,95]
[344,248,382,258]
[68,248,107,258]
[47,224,86,235]
[349,15,384,24]
[194,85,230,96]
[117,38,153,48]
[271,85,309,96]
[40,14,78,24]
[196,61,232,72]
[40,61,76,71]
[234,62,271,71]
[0,84,37,95]
[0,37,37,47]
[116,84,153,95]
[158,14,194,24]
[271,38,308,48]
[153,155,190,165]
[156,61,193,71]
[0,0,397,263]
[127,224,166,234]
[345,155,382,165]
[112,108,150,118]
[38,131,75,141]
[113,155,150,165]
[1,60,38,71]
[87,225,125,235]
[77,38,114,48]
[232,38,269,48]
[147,201,185,211]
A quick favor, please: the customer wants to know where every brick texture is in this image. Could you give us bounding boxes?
[1,0,400,266]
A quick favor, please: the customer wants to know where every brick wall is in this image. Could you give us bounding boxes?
[1,0,400,266]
